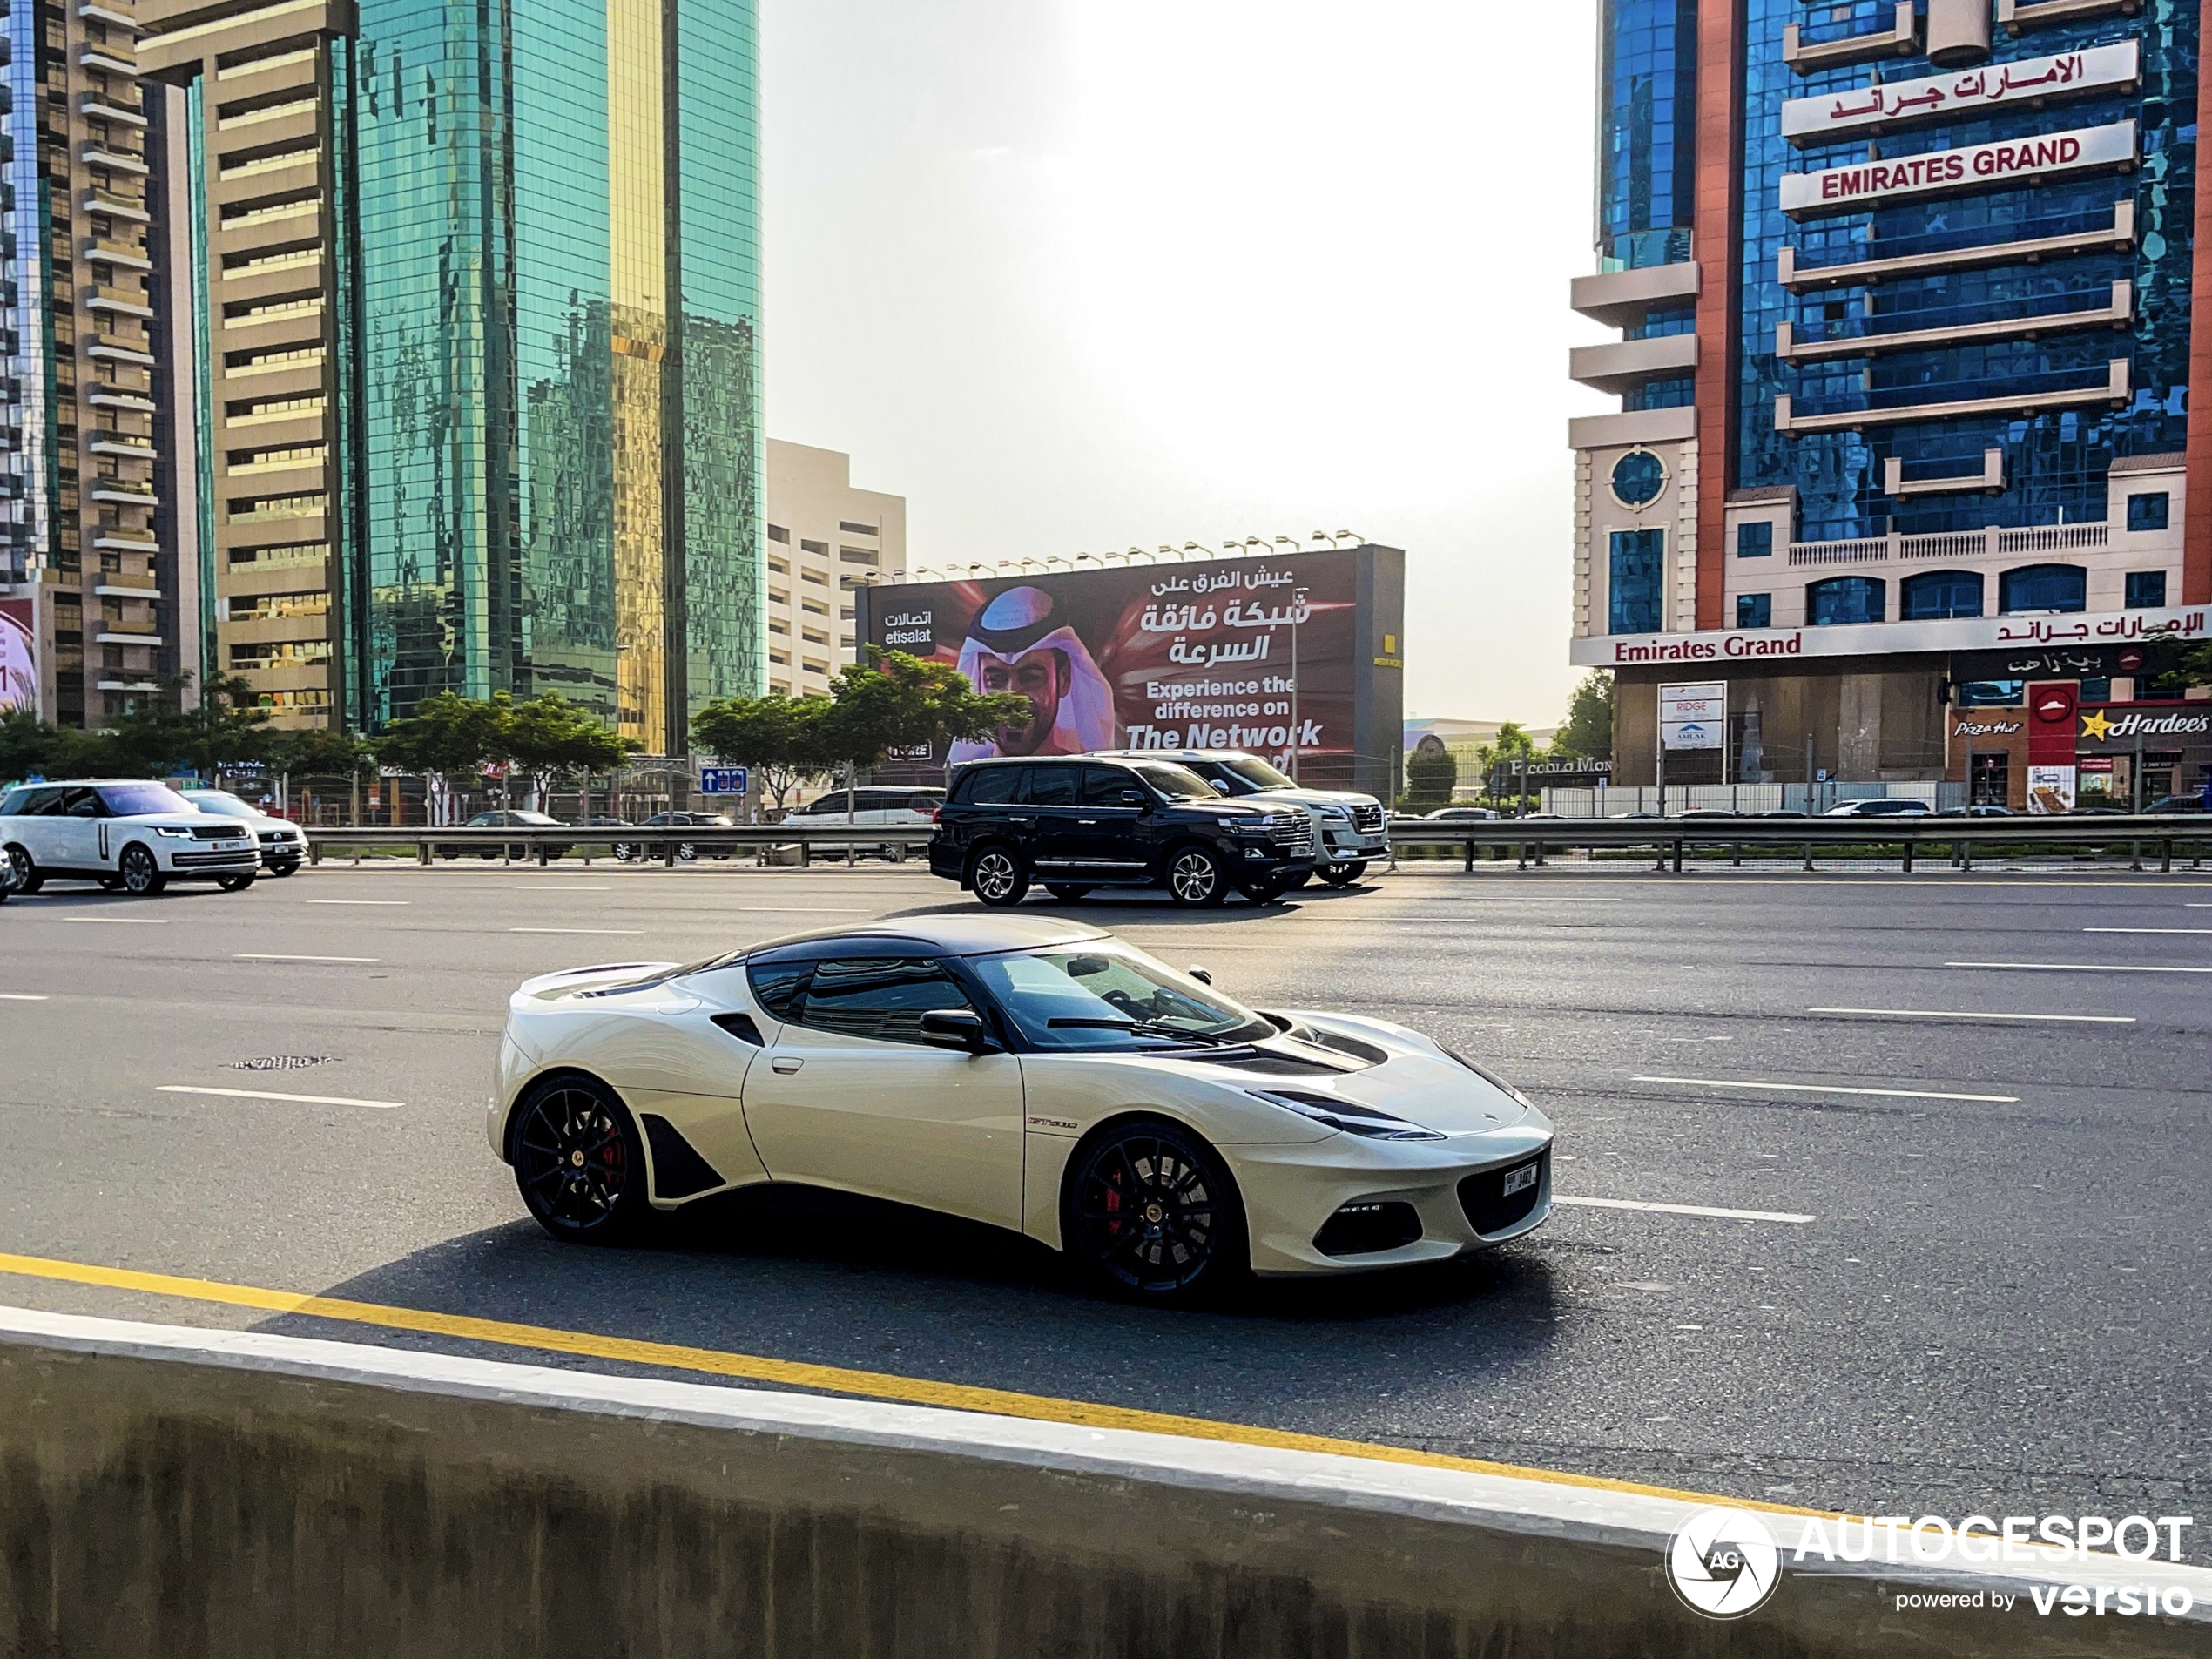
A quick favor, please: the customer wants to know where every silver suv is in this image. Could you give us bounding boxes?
[1089,750,1389,887]
[0,779,260,895]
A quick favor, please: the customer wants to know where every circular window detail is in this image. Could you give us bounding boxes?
[1610,448,1668,509]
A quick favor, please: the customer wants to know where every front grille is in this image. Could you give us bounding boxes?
[1269,817,1315,857]
[1314,1200,1423,1257]
[191,824,247,840]
[172,849,258,868]
[1353,803,1386,833]
[1459,1149,1548,1237]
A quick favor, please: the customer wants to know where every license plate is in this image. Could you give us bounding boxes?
[1502,1162,1540,1197]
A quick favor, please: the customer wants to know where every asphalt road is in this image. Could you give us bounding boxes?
[3,854,2207,1542]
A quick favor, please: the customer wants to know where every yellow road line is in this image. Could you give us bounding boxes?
[0,1247,1820,1517]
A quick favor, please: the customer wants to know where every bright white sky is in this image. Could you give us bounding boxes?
[762,0,1615,725]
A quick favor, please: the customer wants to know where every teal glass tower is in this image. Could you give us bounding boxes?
[342,0,763,749]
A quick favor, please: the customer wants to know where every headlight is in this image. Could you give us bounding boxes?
[1227,818,1269,835]
[1315,806,1350,821]
[154,826,194,839]
[1249,1089,1444,1141]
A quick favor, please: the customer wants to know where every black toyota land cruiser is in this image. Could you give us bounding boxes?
[929,756,1317,907]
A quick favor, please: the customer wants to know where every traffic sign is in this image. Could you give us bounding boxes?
[699,765,749,796]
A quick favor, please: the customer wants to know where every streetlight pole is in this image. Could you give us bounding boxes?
[1289,585,1308,781]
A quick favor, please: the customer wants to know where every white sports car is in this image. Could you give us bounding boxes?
[489,915,1554,1300]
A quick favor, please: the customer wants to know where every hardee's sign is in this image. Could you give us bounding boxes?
[1780,120,2135,217]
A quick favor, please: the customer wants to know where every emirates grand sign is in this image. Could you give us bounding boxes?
[1779,120,2135,217]
[1568,606,2211,669]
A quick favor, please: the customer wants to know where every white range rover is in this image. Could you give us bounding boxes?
[0,779,261,895]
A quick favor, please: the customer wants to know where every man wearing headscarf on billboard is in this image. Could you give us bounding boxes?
[949,585,1119,762]
[0,599,34,713]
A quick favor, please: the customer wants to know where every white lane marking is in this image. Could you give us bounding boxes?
[64,915,167,925]
[233,953,381,963]
[1631,1074,2020,1103]
[1948,961,2212,974]
[514,885,608,891]
[1556,1196,1815,1224]
[1808,1007,2135,1024]
[307,899,410,906]
[2083,927,2212,934]
[509,927,644,935]
[0,994,49,1001]
[158,1085,401,1109]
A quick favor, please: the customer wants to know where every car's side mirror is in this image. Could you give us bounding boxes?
[920,1008,993,1052]
[1210,780,1231,794]
[1118,789,1147,806]
[1187,965,1213,985]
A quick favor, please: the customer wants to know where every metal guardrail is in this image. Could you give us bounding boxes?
[303,823,938,868]
[1384,813,2212,873]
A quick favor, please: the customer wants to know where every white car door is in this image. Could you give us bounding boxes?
[51,786,105,869]
[741,953,1026,1229]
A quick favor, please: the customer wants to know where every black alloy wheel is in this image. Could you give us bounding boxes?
[117,844,166,896]
[216,872,257,893]
[5,846,42,894]
[510,1077,648,1244]
[1063,1118,1245,1302]
[1044,883,1093,902]
[1318,860,1367,887]
[1165,845,1228,907]
[968,845,1029,907]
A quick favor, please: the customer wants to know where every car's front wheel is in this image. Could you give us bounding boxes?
[118,845,166,896]
[612,842,637,862]
[1062,1117,1246,1304]
[5,845,43,894]
[510,1076,649,1244]
[216,872,257,893]
[266,859,300,878]
[1165,845,1229,907]
[968,844,1029,907]
[1318,860,1368,887]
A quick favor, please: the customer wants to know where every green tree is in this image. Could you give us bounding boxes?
[816,648,1030,771]
[269,725,377,780]
[0,708,65,786]
[1402,745,1457,811]
[373,691,512,819]
[1551,671,1615,761]
[691,690,838,813]
[506,692,635,808]
[1474,722,1537,808]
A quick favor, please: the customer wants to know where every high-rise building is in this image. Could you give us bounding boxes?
[1,0,188,729]
[763,438,906,696]
[1573,0,2212,809]
[137,0,763,747]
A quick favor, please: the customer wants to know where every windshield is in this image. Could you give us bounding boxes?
[184,792,258,819]
[1217,757,1294,790]
[1128,762,1217,802]
[98,783,194,817]
[970,943,1274,1050]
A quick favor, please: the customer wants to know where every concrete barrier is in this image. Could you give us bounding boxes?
[0,1305,2204,1658]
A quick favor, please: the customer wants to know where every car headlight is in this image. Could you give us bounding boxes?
[1315,806,1350,821]
[1249,1089,1444,1142]
[154,826,195,839]
[1227,818,1269,835]
[1445,1050,1535,1109]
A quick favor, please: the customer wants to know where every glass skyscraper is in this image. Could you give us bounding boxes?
[1569,0,2212,807]
[140,0,762,750]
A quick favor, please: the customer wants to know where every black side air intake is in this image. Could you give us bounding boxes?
[640,1114,726,1200]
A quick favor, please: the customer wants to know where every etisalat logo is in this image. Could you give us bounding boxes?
[1664,1507,2198,1622]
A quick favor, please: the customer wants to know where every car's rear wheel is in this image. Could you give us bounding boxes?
[1165,845,1229,907]
[6,845,43,894]
[267,859,300,878]
[510,1076,648,1244]
[1062,1117,1246,1304]
[968,844,1029,907]
[216,872,256,893]
[612,842,637,862]
[1318,860,1367,887]
[1044,883,1093,902]
[118,845,166,896]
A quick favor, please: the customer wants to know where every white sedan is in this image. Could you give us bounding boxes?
[488,915,1554,1300]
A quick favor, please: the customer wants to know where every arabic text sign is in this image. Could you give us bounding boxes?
[1780,120,2135,217]
[1660,682,1726,752]
[1781,44,2137,143]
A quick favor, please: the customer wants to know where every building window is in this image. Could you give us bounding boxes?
[1609,449,1667,509]
[800,538,828,556]
[1899,570,1982,621]
[1608,529,1664,635]
[1736,592,1770,628]
[1737,522,1772,559]
[2126,570,2168,609]
[2126,492,2169,532]
[768,524,791,543]
[2079,678,2112,704]
[838,521,877,536]
[1998,563,2086,615]
[1806,576,1884,625]
[1954,680,2023,708]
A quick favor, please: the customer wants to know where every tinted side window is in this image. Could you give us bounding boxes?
[746,958,812,1021]
[62,787,101,819]
[795,957,973,1044]
[1081,765,1141,806]
[1024,765,1080,807]
[958,767,1027,806]
[0,788,35,816]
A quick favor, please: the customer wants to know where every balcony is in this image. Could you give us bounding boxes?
[1784,3,1917,73]
[1779,202,2134,293]
[77,45,140,78]
[82,145,149,178]
[84,239,152,271]
[1568,332,1699,395]
[90,482,159,507]
[90,389,158,412]
[97,631,164,646]
[79,94,147,129]
[88,341,158,367]
[1787,523,2112,567]
[78,3,143,29]
[96,583,162,599]
[93,532,158,552]
[1776,281,2132,362]
[1569,261,1700,329]
[1567,406,1697,451]
[87,286,155,320]
[1885,449,2006,498]
[1998,0,2141,32]
[81,191,149,225]
[89,438,159,460]
[1773,359,2130,433]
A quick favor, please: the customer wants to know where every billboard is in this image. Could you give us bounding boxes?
[0,597,33,714]
[859,545,1405,794]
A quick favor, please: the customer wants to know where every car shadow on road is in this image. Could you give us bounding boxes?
[877,883,1386,927]
[268,1183,1562,1432]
